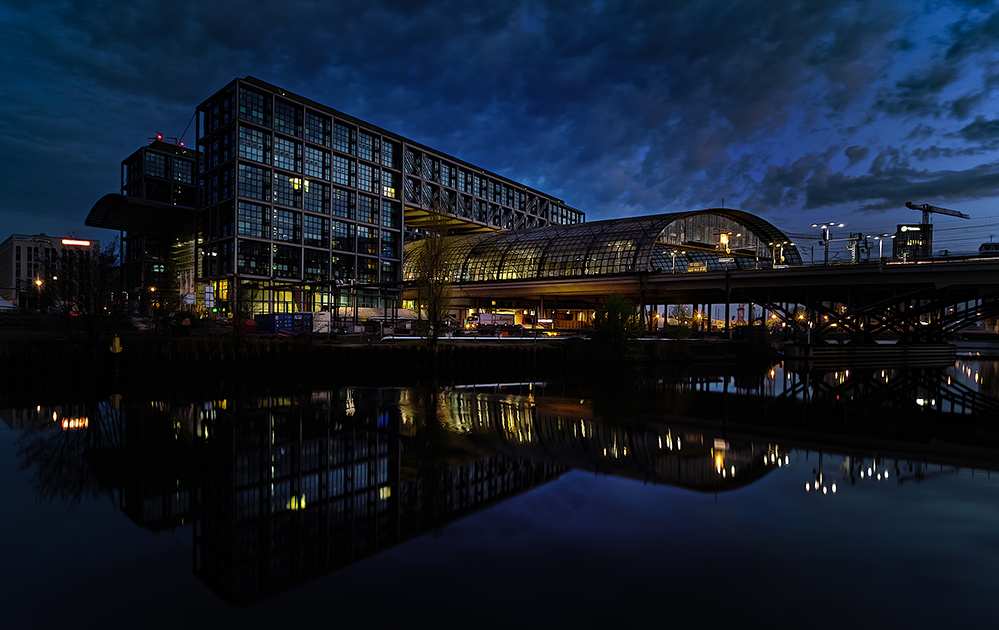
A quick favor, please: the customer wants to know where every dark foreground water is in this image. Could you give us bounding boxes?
[4,360,999,628]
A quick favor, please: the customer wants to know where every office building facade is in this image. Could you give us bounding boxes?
[196,76,583,316]
[119,139,198,299]
[0,234,99,309]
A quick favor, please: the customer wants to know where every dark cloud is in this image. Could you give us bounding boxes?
[946,9,999,61]
[2,0,999,239]
[872,63,961,117]
[947,92,986,118]
[744,149,999,213]
[904,123,935,140]
[911,145,984,160]
[957,115,999,143]
[845,145,869,166]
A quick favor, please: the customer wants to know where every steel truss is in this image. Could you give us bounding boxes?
[735,285,999,344]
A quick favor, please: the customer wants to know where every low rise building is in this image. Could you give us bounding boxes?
[0,234,99,309]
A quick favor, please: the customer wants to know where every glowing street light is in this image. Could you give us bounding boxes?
[872,233,895,261]
[812,222,844,265]
[768,241,789,265]
[670,249,686,273]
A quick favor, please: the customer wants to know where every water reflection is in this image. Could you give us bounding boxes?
[5,358,999,608]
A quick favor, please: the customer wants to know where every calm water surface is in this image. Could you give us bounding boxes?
[3,360,999,628]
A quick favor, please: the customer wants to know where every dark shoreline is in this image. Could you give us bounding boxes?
[0,335,778,404]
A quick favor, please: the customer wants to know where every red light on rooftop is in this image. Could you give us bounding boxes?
[61,239,91,246]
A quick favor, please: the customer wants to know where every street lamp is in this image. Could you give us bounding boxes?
[35,278,41,311]
[768,241,789,265]
[670,249,686,273]
[812,222,844,265]
[872,233,895,261]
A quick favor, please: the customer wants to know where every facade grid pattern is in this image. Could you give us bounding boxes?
[198,76,583,315]
[405,210,800,283]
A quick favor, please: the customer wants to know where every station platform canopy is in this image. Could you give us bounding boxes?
[404,208,801,283]
[86,193,195,236]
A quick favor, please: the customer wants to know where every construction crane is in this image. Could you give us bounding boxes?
[905,202,970,223]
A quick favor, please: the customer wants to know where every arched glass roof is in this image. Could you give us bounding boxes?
[404,209,801,282]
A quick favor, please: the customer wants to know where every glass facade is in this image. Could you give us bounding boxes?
[197,76,583,315]
[404,210,801,283]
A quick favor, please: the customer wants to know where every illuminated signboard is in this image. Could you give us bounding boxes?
[61,239,91,246]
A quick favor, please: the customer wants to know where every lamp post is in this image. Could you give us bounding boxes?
[670,249,686,273]
[812,222,844,265]
[35,278,41,312]
[872,233,894,261]
[768,241,789,266]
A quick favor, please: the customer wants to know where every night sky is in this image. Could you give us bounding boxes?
[4,0,999,256]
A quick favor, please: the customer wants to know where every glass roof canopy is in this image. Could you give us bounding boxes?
[404,208,801,283]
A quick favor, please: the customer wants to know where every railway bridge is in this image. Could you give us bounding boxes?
[404,209,999,343]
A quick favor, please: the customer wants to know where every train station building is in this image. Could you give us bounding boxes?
[404,209,801,332]
[87,76,584,319]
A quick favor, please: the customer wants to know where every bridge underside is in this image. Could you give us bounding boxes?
[430,260,999,343]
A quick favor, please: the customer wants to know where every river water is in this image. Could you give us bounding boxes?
[3,359,999,627]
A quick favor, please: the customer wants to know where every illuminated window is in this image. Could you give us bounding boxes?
[272,173,302,208]
[358,256,378,283]
[173,159,193,184]
[381,171,398,199]
[303,179,329,214]
[357,226,377,256]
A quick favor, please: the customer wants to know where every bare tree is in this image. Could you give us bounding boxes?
[45,239,126,346]
[407,205,455,354]
[230,280,262,337]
